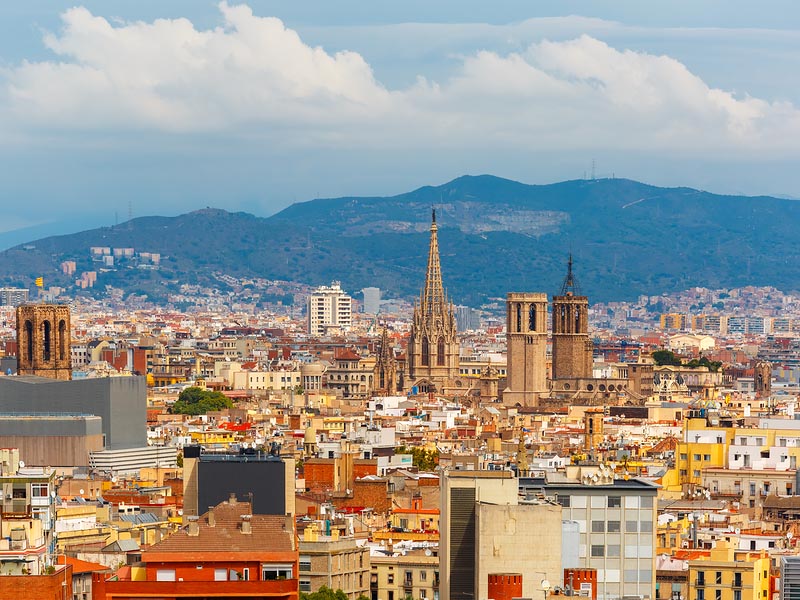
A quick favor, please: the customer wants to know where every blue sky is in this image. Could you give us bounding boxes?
[1,1,799,239]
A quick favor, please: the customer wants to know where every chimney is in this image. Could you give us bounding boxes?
[187,520,200,536]
[229,492,237,505]
[207,507,215,527]
[241,514,252,535]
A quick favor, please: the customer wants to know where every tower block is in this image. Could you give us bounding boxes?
[503,292,548,406]
[16,304,72,380]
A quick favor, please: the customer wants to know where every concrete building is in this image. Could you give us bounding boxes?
[371,546,439,600]
[0,414,104,467]
[182,446,295,518]
[440,470,562,600]
[520,466,659,600]
[781,556,800,600]
[362,287,381,315]
[0,287,29,306]
[0,375,147,450]
[308,282,353,336]
[299,524,370,599]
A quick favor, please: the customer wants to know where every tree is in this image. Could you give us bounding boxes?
[169,386,233,415]
[395,445,439,471]
[300,586,349,600]
[651,350,683,367]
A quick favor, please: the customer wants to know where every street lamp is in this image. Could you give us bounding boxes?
[541,578,551,600]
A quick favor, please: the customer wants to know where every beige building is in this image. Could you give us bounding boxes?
[370,547,439,600]
[300,525,370,600]
[440,470,562,600]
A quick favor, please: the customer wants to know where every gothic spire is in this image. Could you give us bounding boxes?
[559,253,582,296]
[422,209,446,317]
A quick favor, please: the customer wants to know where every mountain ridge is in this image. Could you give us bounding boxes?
[0,175,798,306]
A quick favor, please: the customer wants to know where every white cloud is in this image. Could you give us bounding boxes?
[1,2,799,155]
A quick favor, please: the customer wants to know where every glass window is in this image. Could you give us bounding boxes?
[641,496,653,508]
[640,520,653,533]
[592,521,605,533]
[300,580,312,592]
[625,520,638,533]
[608,496,622,508]
[608,521,621,533]
[215,569,227,581]
[607,544,620,557]
[31,484,48,498]
[261,565,292,581]
[591,545,605,557]
[559,495,571,507]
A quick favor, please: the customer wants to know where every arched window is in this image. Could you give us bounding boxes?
[516,304,522,332]
[42,320,52,361]
[421,337,430,366]
[528,305,536,332]
[560,305,567,331]
[575,306,581,332]
[24,320,33,362]
[58,320,67,361]
[437,337,446,366]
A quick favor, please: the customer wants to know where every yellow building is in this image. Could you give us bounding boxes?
[687,542,770,600]
[661,313,688,330]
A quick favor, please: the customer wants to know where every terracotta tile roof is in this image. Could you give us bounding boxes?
[58,555,111,574]
[147,498,294,554]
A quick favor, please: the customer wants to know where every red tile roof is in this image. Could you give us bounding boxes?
[147,497,295,554]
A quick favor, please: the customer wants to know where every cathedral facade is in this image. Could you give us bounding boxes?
[406,210,460,393]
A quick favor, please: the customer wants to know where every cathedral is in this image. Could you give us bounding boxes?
[406,210,460,393]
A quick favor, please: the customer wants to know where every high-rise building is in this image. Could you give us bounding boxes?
[454,305,480,331]
[552,256,592,380]
[307,282,352,336]
[781,556,800,600]
[504,292,548,407]
[16,304,72,380]
[0,287,29,306]
[361,287,381,314]
[520,467,659,600]
[407,210,459,393]
[440,470,563,600]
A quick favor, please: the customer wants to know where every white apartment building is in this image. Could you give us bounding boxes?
[307,282,352,336]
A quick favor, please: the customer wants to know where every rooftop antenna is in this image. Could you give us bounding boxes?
[591,159,596,181]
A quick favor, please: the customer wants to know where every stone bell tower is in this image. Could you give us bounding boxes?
[551,255,592,381]
[16,304,71,380]
[503,292,548,406]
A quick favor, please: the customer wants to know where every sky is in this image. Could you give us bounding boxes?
[1,1,799,237]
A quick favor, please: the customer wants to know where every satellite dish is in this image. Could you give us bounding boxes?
[111,476,118,484]
[18,461,24,468]
[735,528,741,535]
[788,532,794,540]
[425,549,432,556]
[79,488,85,495]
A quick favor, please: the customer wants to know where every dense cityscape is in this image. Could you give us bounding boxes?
[2,2,800,600]
[0,210,799,600]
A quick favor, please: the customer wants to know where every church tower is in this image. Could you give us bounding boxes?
[551,255,592,380]
[504,292,548,406]
[373,326,399,394]
[407,210,459,393]
[16,304,72,380]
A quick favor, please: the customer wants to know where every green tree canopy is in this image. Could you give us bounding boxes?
[651,350,683,366]
[169,386,233,415]
[395,445,439,471]
[300,586,350,600]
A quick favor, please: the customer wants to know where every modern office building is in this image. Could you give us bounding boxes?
[520,466,659,600]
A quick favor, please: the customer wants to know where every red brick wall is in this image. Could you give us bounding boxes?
[353,459,378,479]
[304,460,335,493]
[335,480,391,513]
[0,567,72,600]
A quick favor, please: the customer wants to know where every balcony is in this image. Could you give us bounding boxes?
[695,579,705,587]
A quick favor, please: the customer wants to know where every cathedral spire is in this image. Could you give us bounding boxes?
[559,253,582,296]
[422,209,445,316]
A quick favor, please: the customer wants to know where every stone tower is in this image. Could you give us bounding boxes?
[407,209,459,393]
[551,255,593,380]
[373,325,399,394]
[16,304,71,380]
[504,292,548,406]
[754,361,772,397]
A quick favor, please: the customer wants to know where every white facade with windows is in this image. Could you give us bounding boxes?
[307,282,353,336]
